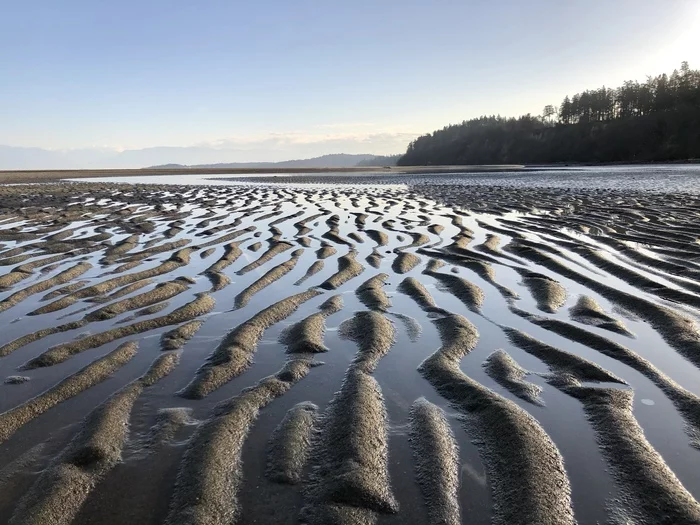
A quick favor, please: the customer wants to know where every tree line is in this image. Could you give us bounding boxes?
[398,62,700,166]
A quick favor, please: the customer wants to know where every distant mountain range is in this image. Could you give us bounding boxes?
[0,146,401,170]
[150,153,400,169]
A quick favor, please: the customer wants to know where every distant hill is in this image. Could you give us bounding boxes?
[150,153,399,169]
[0,147,404,171]
[399,61,700,166]
[355,154,401,167]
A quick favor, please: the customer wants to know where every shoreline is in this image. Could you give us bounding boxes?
[0,177,699,523]
[1,159,698,185]
[0,165,524,184]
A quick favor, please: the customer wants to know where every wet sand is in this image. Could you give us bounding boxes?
[0,172,700,524]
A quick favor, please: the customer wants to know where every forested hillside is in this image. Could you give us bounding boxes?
[398,62,700,165]
[355,154,401,167]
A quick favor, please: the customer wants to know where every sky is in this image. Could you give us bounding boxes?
[1,0,699,168]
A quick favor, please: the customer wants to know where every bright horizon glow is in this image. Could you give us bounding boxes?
[0,0,698,168]
[642,4,700,76]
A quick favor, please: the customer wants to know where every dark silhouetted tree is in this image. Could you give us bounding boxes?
[542,105,556,123]
[398,62,700,166]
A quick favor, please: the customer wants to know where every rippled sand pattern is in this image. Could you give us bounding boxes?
[1,178,700,525]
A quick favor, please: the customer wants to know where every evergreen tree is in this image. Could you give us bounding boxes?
[398,62,700,166]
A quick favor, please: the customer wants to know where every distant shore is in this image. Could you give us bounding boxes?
[2,160,698,185]
[525,158,700,168]
[0,165,524,184]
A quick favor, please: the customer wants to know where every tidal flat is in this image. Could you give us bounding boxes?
[1,166,700,524]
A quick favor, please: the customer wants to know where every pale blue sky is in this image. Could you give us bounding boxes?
[1,0,698,165]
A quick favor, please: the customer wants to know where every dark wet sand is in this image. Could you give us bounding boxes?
[0,174,699,524]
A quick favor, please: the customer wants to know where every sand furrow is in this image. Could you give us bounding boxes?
[0,262,92,314]
[297,236,312,247]
[10,252,76,275]
[419,248,519,299]
[419,313,576,525]
[198,220,244,238]
[474,233,524,264]
[235,250,302,309]
[142,407,193,450]
[8,352,179,525]
[397,276,441,312]
[1,177,699,524]
[503,327,625,384]
[575,246,700,309]
[199,247,216,259]
[366,249,383,269]
[356,274,391,312]
[0,320,87,358]
[294,213,325,236]
[88,279,153,304]
[322,227,354,247]
[237,241,294,274]
[0,342,138,445]
[390,312,423,342]
[348,231,364,244]
[84,278,190,321]
[320,250,365,290]
[409,398,461,525]
[483,349,543,405]
[165,360,316,525]
[366,229,389,246]
[301,303,399,521]
[0,253,40,266]
[181,289,322,398]
[590,235,700,285]
[569,295,632,336]
[280,295,343,354]
[424,269,484,312]
[24,293,215,369]
[31,250,193,315]
[392,251,421,274]
[0,442,47,490]
[428,224,444,236]
[106,260,140,274]
[519,271,567,313]
[269,210,305,226]
[316,243,337,260]
[118,239,192,263]
[295,260,324,286]
[339,310,396,374]
[301,369,398,521]
[506,241,700,369]
[41,281,89,301]
[161,320,205,350]
[511,307,700,446]
[266,401,318,484]
[204,242,243,274]
[561,384,700,524]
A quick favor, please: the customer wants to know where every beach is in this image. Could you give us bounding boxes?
[0,167,699,524]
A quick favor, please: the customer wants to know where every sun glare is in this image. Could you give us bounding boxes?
[648,5,700,72]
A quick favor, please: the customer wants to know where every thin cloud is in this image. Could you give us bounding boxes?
[0,131,419,169]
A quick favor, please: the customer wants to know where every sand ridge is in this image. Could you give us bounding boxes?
[0,178,699,524]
